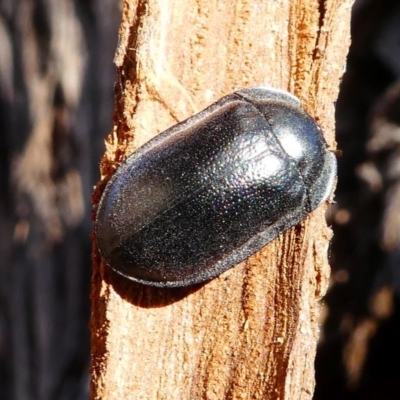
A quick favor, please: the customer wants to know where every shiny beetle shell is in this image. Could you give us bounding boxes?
[95,87,336,287]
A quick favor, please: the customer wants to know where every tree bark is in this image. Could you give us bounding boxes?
[90,1,353,399]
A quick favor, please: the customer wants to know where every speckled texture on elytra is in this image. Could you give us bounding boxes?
[95,87,336,287]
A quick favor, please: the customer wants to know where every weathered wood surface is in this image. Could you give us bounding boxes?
[91,1,353,399]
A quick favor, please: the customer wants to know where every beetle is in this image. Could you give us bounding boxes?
[95,86,336,287]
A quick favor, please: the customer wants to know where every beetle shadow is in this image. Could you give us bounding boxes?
[104,267,207,308]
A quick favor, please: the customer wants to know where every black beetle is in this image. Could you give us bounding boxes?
[95,87,336,287]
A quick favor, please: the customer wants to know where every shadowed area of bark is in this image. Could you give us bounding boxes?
[0,1,119,399]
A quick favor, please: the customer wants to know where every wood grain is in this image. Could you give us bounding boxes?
[91,0,353,398]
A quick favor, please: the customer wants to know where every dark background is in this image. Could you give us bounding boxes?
[1,0,400,399]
